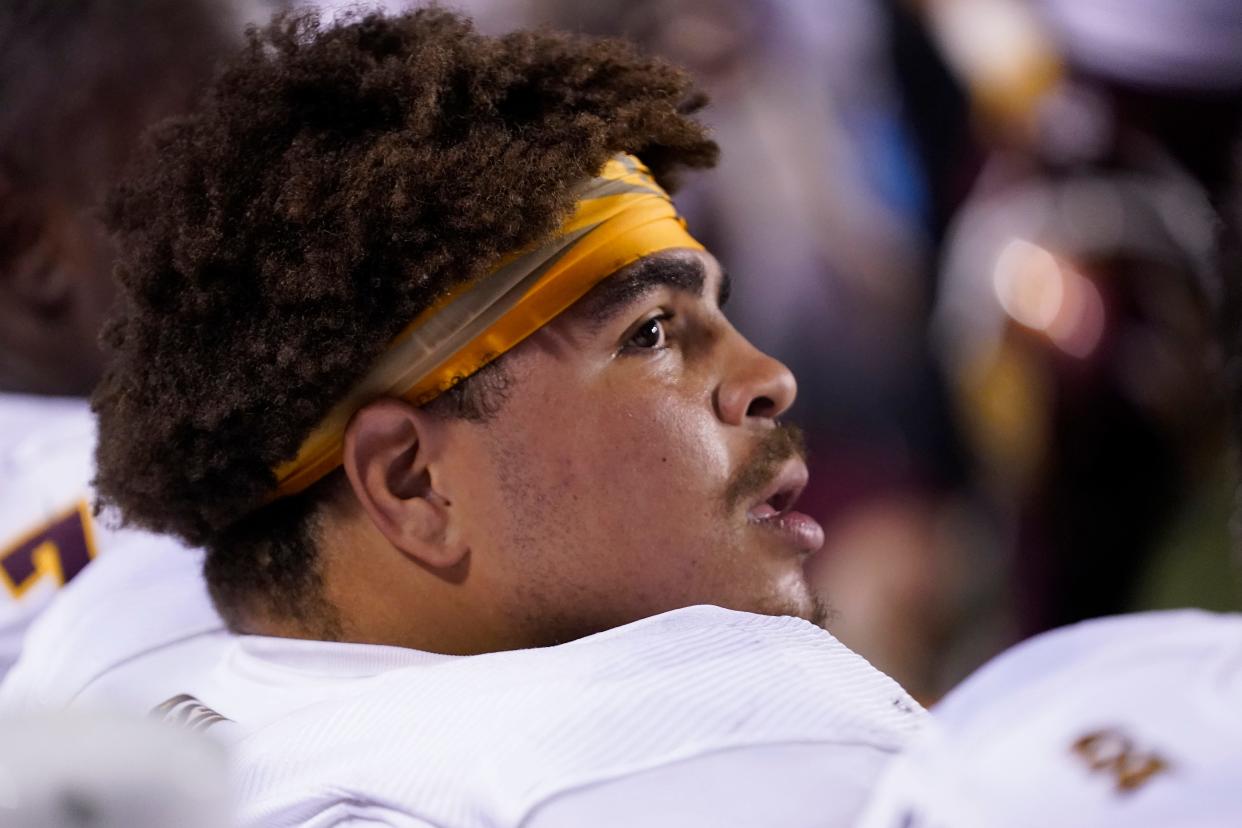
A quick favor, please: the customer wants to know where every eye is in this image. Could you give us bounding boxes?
[625,314,669,351]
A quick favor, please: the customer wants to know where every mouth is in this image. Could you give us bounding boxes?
[745,460,825,554]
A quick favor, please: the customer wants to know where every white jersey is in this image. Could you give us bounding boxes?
[857,610,1242,828]
[0,391,228,710]
[0,536,228,713]
[0,393,100,680]
[160,605,925,827]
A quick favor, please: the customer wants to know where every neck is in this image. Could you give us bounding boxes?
[243,515,531,656]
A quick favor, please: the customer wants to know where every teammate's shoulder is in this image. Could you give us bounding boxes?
[1,534,222,711]
[934,609,1239,726]
[0,394,99,678]
[0,393,93,470]
[857,611,1242,828]
[0,392,96,541]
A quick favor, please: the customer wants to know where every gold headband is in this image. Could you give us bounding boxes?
[272,154,703,497]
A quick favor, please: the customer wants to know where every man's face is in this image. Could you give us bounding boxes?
[436,248,827,645]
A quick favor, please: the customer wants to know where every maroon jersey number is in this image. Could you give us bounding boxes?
[0,502,97,599]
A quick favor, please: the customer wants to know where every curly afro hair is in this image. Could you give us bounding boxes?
[93,7,717,630]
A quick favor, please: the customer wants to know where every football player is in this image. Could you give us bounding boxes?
[90,9,926,826]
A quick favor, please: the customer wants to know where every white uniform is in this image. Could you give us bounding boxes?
[0,393,100,681]
[0,539,228,713]
[856,610,1242,828]
[0,392,228,709]
[158,605,925,827]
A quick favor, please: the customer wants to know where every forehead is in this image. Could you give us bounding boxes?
[567,248,727,329]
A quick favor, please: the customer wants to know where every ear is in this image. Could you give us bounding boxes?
[342,398,465,570]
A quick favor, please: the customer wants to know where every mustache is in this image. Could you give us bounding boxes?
[724,423,807,512]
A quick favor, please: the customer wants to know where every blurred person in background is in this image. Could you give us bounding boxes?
[851,7,1242,823]
[923,0,1242,644]
[0,0,248,700]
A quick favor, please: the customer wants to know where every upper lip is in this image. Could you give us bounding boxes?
[747,458,809,519]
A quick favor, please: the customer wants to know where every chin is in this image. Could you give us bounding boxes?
[726,580,824,627]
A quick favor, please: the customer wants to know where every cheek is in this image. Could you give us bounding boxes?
[620,397,726,495]
[469,349,740,581]
[545,378,733,530]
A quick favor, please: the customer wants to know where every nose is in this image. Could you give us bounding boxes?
[715,332,797,426]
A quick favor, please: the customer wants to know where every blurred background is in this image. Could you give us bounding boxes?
[10,0,1242,710]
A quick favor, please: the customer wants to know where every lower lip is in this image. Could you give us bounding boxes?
[752,510,825,553]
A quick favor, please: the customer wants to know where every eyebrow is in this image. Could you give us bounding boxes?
[575,255,731,332]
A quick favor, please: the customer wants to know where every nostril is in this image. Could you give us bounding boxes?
[746,395,777,419]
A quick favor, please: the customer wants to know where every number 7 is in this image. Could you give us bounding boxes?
[0,501,98,599]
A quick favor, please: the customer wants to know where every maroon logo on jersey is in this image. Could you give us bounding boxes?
[152,694,231,732]
[1072,727,1171,793]
[0,502,96,599]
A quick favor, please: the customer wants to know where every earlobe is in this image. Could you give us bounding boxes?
[342,399,466,571]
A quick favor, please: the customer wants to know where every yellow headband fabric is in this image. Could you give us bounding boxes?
[272,154,703,497]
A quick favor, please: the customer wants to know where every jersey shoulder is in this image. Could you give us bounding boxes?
[0,393,96,544]
[858,611,1242,828]
[233,606,926,827]
[1,534,224,711]
[0,395,99,679]
[933,609,1240,726]
[0,393,94,492]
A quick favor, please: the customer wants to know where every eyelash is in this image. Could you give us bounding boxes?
[620,311,674,354]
